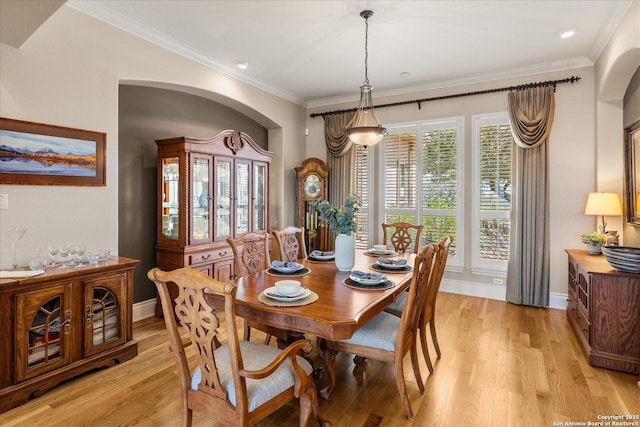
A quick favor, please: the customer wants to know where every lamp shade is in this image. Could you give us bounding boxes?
[345,85,386,146]
[584,192,623,216]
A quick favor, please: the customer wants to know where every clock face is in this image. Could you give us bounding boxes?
[304,174,322,199]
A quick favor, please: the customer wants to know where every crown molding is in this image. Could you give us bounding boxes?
[66,1,307,106]
[307,56,593,108]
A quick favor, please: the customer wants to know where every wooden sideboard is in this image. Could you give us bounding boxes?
[0,257,139,412]
[565,249,640,381]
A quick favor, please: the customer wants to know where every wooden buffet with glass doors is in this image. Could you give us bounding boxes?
[0,256,139,412]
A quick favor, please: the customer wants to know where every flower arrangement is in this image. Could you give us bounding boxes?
[315,195,360,235]
[580,232,607,246]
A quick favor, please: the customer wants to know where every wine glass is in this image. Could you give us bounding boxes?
[75,244,87,265]
[57,245,70,269]
[48,244,60,267]
[6,228,27,270]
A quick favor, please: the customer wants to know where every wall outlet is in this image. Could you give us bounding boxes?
[0,194,8,210]
[493,277,504,285]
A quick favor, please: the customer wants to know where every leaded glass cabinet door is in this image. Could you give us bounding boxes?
[83,273,126,357]
[160,156,180,242]
[235,160,250,235]
[190,154,212,244]
[15,284,72,382]
[214,157,233,241]
[253,161,268,231]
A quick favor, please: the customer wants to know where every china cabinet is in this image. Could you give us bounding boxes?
[154,130,272,316]
[295,158,330,252]
[0,257,139,412]
[565,249,640,376]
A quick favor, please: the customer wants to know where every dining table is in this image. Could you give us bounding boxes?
[205,248,416,398]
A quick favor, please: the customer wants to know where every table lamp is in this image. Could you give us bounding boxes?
[584,192,623,234]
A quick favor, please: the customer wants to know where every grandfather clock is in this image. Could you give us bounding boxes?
[295,158,330,252]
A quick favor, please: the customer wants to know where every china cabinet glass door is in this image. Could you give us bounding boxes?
[235,160,250,235]
[161,157,180,241]
[215,157,233,240]
[253,162,267,231]
[191,155,211,243]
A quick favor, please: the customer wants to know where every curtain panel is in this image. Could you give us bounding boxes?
[506,86,555,307]
[323,112,356,249]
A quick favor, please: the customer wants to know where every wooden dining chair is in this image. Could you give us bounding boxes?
[148,267,331,427]
[226,231,287,345]
[381,222,424,254]
[272,226,307,262]
[385,236,452,373]
[320,244,436,419]
[227,231,272,279]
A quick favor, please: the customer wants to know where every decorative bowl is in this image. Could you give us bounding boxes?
[601,246,640,274]
[97,249,111,261]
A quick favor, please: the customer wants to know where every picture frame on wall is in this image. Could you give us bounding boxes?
[624,119,640,226]
[0,117,106,186]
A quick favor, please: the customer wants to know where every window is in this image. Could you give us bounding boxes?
[366,119,463,269]
[472,113,513,274]
[353,144,370,249]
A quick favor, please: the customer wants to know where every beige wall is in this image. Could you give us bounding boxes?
[0,6,307,271]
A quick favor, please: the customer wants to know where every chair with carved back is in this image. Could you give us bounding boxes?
[226,231,288,345]
[381,222,424,254]
[272,226,307,262]
[385,236,451,373]
[148,267,331,427]
[320,244,436,419]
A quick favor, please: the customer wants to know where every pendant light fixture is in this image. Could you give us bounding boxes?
[345,10,387,146]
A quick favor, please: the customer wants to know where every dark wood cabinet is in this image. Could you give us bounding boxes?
[565,249,640,376]
[155,130,272,316]
[0,257,139,412]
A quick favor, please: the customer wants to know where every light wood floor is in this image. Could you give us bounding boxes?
[2,292,639,426]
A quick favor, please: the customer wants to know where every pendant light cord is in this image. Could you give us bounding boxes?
[363,13,369,86]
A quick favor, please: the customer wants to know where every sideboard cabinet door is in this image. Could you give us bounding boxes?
[83,273,127,357]
[14,283,73,382]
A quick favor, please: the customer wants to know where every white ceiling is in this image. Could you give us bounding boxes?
[8,1,636,107]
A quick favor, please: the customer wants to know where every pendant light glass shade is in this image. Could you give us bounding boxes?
[345,10,387,146]
[345,84,386,146]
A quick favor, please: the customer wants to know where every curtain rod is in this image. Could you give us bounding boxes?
[309,75,581,118]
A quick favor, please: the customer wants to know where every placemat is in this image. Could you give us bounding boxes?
[363,250,399,257]
[342,278,395,290]
[258,290,319,307]
[266,267,311,277]
[370,264,412,274]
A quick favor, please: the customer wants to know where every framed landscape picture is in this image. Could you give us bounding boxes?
[0,117,106,186]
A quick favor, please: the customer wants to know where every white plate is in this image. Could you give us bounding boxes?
[270,262,304,273]
[349,273,387,285]
[309,251,335,260]
[264,286,311,302]
[375,259,407,270]
[367,248,395,255]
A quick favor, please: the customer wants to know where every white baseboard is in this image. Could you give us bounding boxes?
[133,298,157,322]
[440,278,568,310]
[131,282,569,323]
